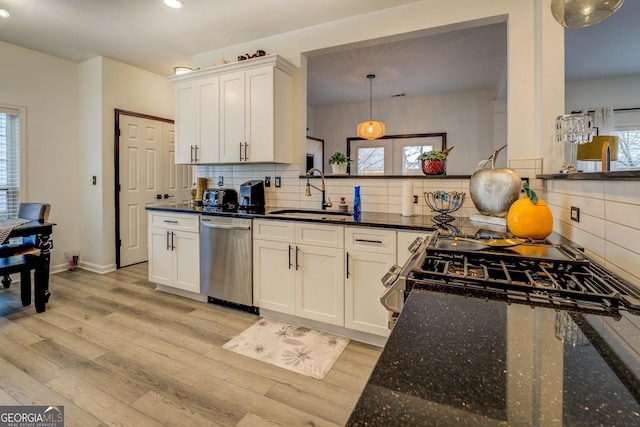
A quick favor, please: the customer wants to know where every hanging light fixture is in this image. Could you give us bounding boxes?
[357,74,385,140]
[551,0,624,28]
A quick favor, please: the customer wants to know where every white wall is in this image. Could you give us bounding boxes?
[312,90,496,175]
[0,41,80,271]
[566,74,640,112]
[193,0,564,174]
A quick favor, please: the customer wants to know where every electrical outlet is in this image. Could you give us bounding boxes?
[571,206,580,222]
[217,176,224,187]
[413,195,418,204]
[275,177,281,188]
[264,176,271,187]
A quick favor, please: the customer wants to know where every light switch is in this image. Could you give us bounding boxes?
[92,176,97,185]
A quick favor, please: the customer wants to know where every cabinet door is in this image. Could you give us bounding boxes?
[174,81,196,164]
[173,230,200,293]
[244,66,274,162]
[345,251,394,336]
[295,245,344,326]
[196,76,220,163]
[253,239,296,314]
[220,71,246,162]
[149,227,173,286]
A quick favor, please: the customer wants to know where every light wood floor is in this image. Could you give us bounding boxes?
[0,264,381,427]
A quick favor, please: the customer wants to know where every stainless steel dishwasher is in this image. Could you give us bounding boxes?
[200,216,253,308]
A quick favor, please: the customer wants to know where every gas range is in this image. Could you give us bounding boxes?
[382,230,640,327]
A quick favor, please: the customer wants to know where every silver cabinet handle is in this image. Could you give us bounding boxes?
[163,220,179,224]
[201,220,251,231]
[190,145,194,163]
[244,142,248,161]
[193,145,199,162]
[166,230,171,250]
[239,142,243,161]
[288,245,292,269]
[171,231,175,250]
[295,246,300,270]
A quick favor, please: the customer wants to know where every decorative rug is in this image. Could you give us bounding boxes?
[223,318,350,379]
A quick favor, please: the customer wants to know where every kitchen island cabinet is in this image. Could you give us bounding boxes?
[148,211,200,294]
[347,288,640,426]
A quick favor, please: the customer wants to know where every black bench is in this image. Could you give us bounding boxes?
[0,253,49,312]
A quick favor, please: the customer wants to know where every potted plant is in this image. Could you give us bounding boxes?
[418,146,454,175]
[328,151,351,175]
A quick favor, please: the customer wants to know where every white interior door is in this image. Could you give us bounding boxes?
[119,115,162,267]
[162,122,193,206]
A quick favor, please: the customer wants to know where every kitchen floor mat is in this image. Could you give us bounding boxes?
[222,318,349,379]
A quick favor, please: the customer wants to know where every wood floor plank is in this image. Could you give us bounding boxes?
[0,335,64,384]
[0,264,381,426]
[0,358,103,427]
[131,390,222,427]
[47,372,165,427]
[174,366,341,427]
[265,381,353,425]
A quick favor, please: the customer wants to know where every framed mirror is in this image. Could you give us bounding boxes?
[346,132,446,175]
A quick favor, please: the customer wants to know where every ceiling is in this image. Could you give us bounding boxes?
[0,0,638,107]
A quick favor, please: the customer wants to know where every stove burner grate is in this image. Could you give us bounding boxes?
[411,246,640,318]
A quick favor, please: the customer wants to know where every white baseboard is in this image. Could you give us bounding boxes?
[156,284,208,302]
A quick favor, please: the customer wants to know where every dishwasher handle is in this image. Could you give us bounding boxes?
[201,219,251,231]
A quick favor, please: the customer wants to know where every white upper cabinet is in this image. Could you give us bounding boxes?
[173,76,220,164]
[170,55,296,165]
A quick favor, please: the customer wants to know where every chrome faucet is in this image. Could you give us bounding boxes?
[305,167,332,210]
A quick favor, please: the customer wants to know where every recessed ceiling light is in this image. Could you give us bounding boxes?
[163,0,183,8]
[0,9,10,19]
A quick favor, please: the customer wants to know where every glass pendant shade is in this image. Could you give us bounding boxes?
[357,74,385,140]
[357,120,386,140]
[551,0,624,28]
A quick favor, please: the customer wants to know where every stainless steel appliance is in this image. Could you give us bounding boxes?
[200,215,254,310]
[202,188,238,212]
[238,180,265,213]
[382,230,640,329]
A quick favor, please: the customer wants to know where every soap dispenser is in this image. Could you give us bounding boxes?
[339,197,348,212]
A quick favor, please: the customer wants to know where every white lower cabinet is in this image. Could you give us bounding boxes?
[253,220,344,326]
[148,212,200,293]
[344,227,396,337]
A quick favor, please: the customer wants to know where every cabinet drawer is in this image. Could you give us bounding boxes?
[295,223,344,248]
[253,219,295,242]
[149,212,200,233]
[345,227,396,254]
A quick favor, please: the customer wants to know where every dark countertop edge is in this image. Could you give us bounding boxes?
[145,205,440,232]
[301,174,471,179]
[538,171,640,180]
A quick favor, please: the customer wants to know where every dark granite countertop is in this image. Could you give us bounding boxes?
[146,203,446,232]
[347,289,640,426]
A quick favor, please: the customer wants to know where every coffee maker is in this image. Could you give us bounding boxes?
[239,180,265,213]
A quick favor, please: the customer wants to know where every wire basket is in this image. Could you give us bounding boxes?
[424,191,465,222]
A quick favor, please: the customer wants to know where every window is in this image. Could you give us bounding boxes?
[350,135,442,175]
[0,106,21,219]
[614,110,640,170]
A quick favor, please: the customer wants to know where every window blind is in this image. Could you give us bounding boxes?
[0,106,21,219]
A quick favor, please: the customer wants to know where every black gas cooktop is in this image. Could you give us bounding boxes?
[407,232,640,319]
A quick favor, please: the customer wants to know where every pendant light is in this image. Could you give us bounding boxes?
[357,74,385,140]
[551,0,624,28]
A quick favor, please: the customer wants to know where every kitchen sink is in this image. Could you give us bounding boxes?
[267,209,353,220]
